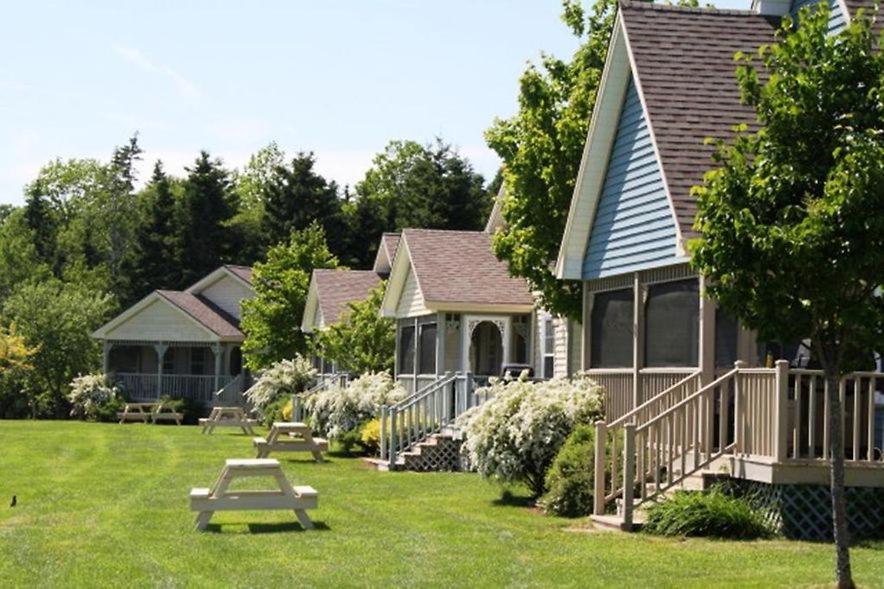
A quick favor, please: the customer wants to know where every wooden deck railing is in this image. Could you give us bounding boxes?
[115,373,233,403]
[585,367,698,422]
[594,362,884,528]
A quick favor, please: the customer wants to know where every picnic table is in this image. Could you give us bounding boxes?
[151,403,183,425]
[117,402,157,424]
[189,458,318,531]
[199,406,257,435]
[253,422,328,461]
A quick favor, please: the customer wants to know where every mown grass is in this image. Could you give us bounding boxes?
[0,420,882,588]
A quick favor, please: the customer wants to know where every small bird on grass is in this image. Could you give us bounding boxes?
[9,495,16,507]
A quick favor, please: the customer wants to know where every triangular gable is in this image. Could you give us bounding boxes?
[379,236,430,318]
[582,78,681,279]
[92,292,219,342]
[557,12,685,280]
[185,266,253,295]
[301,274,323,333]
[484,184,506,234]
[372,233,400,276]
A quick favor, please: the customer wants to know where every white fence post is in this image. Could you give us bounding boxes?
[380,405,388,461]
[594,420,607,516]
[622,423,636,530]
[389,407,398,464]
[774,360,789,462]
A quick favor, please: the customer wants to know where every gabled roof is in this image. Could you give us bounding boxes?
[156,291,243,338]
[301,269,383,332]
[484,184,507,234]
[381,228,535,316]
[185,265,253,294]
[372,233,401,275]
[557,2,780,279]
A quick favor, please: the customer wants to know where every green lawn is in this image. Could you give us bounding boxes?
[0,421,882,588]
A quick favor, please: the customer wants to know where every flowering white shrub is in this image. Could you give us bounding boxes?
[306,371,407,440]
[68,373,120,421]
[457,374,603,498]
[245,355,317,411]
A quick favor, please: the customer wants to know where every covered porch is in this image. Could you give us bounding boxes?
[101,340,244,404]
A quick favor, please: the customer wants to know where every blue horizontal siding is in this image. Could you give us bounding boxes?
[582,79,682,280]
[790,0,846,34]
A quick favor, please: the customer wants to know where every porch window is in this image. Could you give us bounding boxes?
[542,317,555,378]
[399,325,415,374]
[162,349,174,374]
[644,279,699,367]
[715,309,739,369]
[190,348,207,375]
[418,323,437,374]
[590,289,633,368]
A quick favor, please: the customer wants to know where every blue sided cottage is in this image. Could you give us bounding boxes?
[556,0,883,536]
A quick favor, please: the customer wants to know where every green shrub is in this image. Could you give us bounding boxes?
[159,396,206,425]
[360,418,381,454]
[539,425,596,517]
[261,395,290,427]
[67,374,122,422]
[643,488,774,539]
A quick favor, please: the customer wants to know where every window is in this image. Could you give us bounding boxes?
[543,317,555,378]
[399,325,415,375]
[418,323,437,374]
[715,309,739,369]
[190,348,207,375]
[644,279,699,367]
[590,289,633,368]
[162,349,174,373]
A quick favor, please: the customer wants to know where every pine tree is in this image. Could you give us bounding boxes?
[179,151,237,285]
[23,185,57,269]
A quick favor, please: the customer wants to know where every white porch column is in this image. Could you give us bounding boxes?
[699,275,717,385]
[154,342,168,398]
[212,343,223,391]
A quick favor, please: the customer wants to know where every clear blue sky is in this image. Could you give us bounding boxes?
[0,0,747,205]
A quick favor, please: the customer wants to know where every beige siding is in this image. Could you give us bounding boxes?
[553,317,569,378]
[104,299,214,342]
[198,274,253,319]
[535,311,576,378]
[396,267,429,318]
[567,318,582,375]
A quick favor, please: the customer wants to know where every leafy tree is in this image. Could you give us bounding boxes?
[310,282,395,374]
[0,210,51,302]
[179,151,239,285]
[241,222,339,370]
[261,152,345,253]
[485,0,618,318]
[127,161,183,298]
[99,135,142,297]
[348,139,490,267]
[232,142,286,261]
[2,279,114,418]
[689,8,883,587]
[0,323,38,419]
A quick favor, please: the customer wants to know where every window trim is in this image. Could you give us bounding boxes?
[542,316,555,378]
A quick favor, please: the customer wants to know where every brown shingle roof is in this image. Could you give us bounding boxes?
[314,270,383,324]
[156,290,243,338]
[383,233,400,263]
[620,1,780,239]
[402,228,534,307]
[225,265,253,284]
[844,0,883,36]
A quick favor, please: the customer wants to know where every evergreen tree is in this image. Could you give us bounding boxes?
[23,185,57,268]
[179,151,238,285]
[260,152,344,252]
[102,135,142,294]
[128,161,183,299]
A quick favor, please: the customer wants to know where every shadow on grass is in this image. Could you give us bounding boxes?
[203,521,330,534]
[492,490,536,509]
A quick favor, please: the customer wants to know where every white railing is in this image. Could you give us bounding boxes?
[114,373,232,403]
[585,367,698,422]
[214,372,246,406]
[594,361,884,529]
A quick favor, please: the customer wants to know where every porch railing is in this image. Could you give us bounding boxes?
[593,361,884,528]
[114,372,232,403]
[585,367,699,422]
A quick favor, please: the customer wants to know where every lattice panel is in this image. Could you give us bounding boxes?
[400,435,464,472]
[721,479,884,541]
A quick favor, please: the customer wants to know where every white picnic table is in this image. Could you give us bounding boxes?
[253,422,328,461]
[117,402,182,425]
[199,406,257,435]
[189,458,318,531]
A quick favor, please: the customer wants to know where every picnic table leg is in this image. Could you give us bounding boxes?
[270,471,314,530]
[194,510,214,531]
[119,408,127,425]
[195,466,233,531]
[294,509,314,530]
[302,431,325,462]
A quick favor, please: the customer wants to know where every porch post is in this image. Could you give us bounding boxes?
[413,318,419,390]
[583,287,594,371]
[699,275,716,385]
[154,342,168,398]
[774,360,789,462]
[212,343,223,392]
[632,273,646,409]
[436,312,446,376]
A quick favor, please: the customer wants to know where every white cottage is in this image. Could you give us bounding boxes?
[92,265,254,404]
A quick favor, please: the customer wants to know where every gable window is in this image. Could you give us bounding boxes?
[590,289,633,368]
[645,279,699,367]
[418,322,437,374]
[542,317,555,378]
[399,325,415,375]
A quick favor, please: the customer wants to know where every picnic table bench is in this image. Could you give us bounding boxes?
[189,458,318,531]
[151,403,183,425]
[117,403,158,423]
[253,422,328,461]
[199,406,257,435]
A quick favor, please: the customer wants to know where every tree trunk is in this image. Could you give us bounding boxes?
[825,370,854,589]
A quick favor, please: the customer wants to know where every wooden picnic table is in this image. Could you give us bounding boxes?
[253,422,328,461]
[199,406,257,435]
[189,458,318,531]
[117,402,158,424]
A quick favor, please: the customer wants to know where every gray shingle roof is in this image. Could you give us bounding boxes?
[314,270,383,324]
[402,228,534,307]
[156,290,243,338]
[224,265,253,284]
[620,1,780,239]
